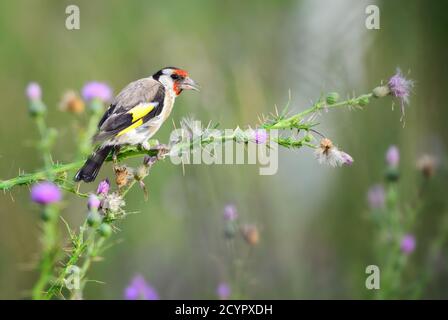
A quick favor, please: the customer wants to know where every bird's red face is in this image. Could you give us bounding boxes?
[154,67,200,96]
[170,69,200,96]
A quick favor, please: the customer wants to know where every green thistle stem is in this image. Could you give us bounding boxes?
[1,92,377,192]
[31,206,60,299]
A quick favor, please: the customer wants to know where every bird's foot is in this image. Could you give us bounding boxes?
[155,143,170,160]
[112,146,121,169]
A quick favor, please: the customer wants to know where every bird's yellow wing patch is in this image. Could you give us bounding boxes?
[116,119,143,137]
[128,103,156,122]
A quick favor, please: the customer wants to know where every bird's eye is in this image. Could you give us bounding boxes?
[171,74,180,80]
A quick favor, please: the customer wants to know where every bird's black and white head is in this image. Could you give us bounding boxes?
[152,67,199,96]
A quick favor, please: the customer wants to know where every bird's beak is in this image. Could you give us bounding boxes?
[180,77,200,91]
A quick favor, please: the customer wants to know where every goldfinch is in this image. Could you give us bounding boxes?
[74,67,199,182]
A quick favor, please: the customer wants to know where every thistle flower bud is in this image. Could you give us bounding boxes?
[385,167,400,182]
[98,223,112,237]
[26,83,47,116]
[326,92,340,105]
[372,85,390,98]
[224,222,237,239]
[358,96,370,106]
[28,99,47,117]
[304,134,312,142]
[41,207,56,221]
[87,210,102,227]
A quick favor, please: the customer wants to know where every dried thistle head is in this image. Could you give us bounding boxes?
[417,154,438,178]
[101,192,125,213]
[320,138,333,155]
[241,224,260,246]
[315,138,353,167]
[134,165,148,181]
[114,166,132,188]
[59,90,85,114]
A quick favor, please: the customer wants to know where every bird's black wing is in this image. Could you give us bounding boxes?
[92,78,165,143]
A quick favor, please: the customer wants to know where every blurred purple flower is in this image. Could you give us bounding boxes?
[386,145,400,168]
[82,82,112,102]
[31,182,61,205]
[224,204,238,221]
[253,129,268,144]
[26,82,41,101]
[388,69,413,120]
[400,234,416,254]
[96,179,110,195]
[124,275,159,300]
[367,184,385,209]
[216,282,231,300]
[87,194,101,210]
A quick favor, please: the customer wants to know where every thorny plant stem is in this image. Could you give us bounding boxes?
[45,169,147,299]
[0,92,374,192]
[266,93,373,130]
[31,206,59,299]
[34,115,53,169]
[31,114,61,299]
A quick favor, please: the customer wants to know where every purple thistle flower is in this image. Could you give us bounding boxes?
[31,182,62,205]
[386,145,400,168]
[216,282,231,300]
[340,151,354,166]
[253,129,268,144]
[400,234,416,254]
[81,82,112,102]
[367,184,385,209]
[96,179,110,195]
[124,275,159,300]
[87,194,101,210]
[223,204,238,221]
[26,82,42,101]
[388,69,413,120]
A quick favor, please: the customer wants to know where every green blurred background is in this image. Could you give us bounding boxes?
[0,0,447,299]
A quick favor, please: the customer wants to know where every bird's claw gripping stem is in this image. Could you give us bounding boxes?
[155,144,170,160]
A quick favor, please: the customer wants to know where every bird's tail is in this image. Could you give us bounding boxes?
[74,146,113,183]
